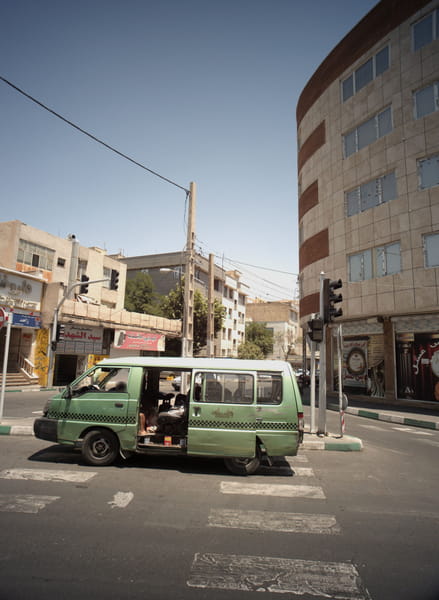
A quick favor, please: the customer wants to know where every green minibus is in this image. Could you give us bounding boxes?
[34,357,304,475]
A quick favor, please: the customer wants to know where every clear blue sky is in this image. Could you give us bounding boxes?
[1,0,377,300]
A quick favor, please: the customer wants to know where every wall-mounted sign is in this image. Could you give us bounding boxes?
[114,330,165,352]
[56,324,104,355]
[0,271,43,310]
[12,313,41,329]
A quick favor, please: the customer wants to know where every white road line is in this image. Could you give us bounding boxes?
[187,553,370,599]
[0,494,60,513]
[108,491,134,509]
[208,509,341,534]
[220,481,326,499]
[392,427,432,435]
[0,468,97,483]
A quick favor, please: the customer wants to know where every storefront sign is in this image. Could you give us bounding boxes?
[0,271,43,310]
[114,330,165,352]
[56,325,104,355]
[12,313,41,328]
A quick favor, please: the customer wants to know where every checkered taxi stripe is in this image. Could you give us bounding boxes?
[47,411,136,425]
[188,419,298,431]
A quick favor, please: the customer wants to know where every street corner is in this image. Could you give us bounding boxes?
[302,431,363,452]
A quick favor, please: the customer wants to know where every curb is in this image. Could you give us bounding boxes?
[0,424,34,436]
[328,403,439,431]
[302,433,363,452]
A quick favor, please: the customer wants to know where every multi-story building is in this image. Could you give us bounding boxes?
[121,253,248,357]
[246,299,301,364]
[0,221,180,386]
[297,0,439,407]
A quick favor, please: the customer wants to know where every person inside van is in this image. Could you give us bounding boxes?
[138,406,158,436]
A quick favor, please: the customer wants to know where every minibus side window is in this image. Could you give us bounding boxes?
[195,372,253,404]
[257,372,282,405]
[71,367,130,397]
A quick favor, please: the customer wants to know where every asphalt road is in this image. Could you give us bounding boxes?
[0,391,438,599]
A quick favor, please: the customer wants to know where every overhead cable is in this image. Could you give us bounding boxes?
[0,75,190,194]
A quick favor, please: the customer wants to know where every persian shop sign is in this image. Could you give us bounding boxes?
[0,272,43,309]
[114,330,165,352]
[56,325,104,355]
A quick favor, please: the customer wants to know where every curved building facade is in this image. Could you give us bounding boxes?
[297,0,439,406]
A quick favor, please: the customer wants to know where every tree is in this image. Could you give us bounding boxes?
[243,322,273,358]
[160,280,225,355]
[237,341,264,360]
[124,272,161,315]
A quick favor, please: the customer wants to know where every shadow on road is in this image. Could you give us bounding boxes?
[28,444,297,477]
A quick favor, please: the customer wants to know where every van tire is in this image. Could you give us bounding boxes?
[224,456,260,475]
[81,429,119,466]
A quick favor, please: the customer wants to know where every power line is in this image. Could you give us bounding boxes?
[0,75,190,194]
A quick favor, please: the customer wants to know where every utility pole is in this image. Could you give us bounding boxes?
[207,253,215,357]
[182,181,196,358]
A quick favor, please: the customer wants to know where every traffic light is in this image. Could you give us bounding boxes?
[323,278,343,323]
[56,323,65,342]
[307,317,323,343]
[110,269,119,291]
[80,274,89,294]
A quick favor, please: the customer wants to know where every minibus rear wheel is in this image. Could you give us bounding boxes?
[224,456,260,475]
[81,429,119,466]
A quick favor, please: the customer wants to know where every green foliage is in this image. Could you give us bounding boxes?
[160,280,225,355]
[243,322,273,358]
[124,272,161,315]
[237,341,264,360]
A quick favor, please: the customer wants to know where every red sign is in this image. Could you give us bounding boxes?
[0,308,7,329]
[114,330,165,351]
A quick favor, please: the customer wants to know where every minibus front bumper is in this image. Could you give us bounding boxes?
[33,417,58,443]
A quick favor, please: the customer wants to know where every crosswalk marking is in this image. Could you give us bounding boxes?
[288,455,309,463]
[187,553,370,599]
[208,509,340,534]
[108,491,134,508]
[220,481,326,499]
[0,468,97,483]
[0,494,60,513]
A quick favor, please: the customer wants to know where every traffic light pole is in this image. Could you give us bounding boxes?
[317,273,327,435]
[47,278,110,386]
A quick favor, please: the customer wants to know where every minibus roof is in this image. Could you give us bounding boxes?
[99,356,291,372]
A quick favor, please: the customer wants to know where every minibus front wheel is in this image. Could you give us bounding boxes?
[81,428,120,466]
[224,456,260,475]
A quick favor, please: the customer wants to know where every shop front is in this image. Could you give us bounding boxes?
[0,269,43,380]
[395,314,439,403]
[53,323,106,386]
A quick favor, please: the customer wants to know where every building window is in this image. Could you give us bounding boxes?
[424,233,439,267]
[103,267,111,289]
[342,46,390,102]
[57,257,66,268]
[346,171,397,216]
[349,242,401,281]
[376,242,401,277]
[414,81,439,119]
[418,154,439,190]
[17,240,55,271]
[343,107,392,158]
[412,9,439,51]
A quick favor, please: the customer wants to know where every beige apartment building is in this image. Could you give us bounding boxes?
[0,221,180,386]
[246,300,301,364]
[297,0,439,406]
